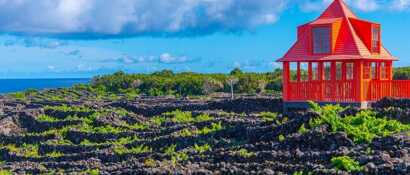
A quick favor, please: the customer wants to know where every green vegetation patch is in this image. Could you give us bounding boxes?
[258,112,278,121]
[308,101,410,143]
[193,144,212,154]
[113,145,152,155]
[331,156,363,172]
[236,148,255,158]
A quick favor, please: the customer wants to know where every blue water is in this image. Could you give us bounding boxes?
[0,79,90,94]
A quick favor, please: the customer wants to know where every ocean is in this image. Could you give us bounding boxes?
[0,78,90,94]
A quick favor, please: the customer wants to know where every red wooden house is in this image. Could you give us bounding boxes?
[277,0,410,109]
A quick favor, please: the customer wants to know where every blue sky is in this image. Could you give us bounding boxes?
[0,0,408,78]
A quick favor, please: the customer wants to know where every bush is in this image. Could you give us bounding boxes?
[259,112,278,121]
[193,144,212,154]
[308,102,410,143]
[331,156,363,172]
[0,170,12,175]
[237,148,255,158]
[90,69,282,97]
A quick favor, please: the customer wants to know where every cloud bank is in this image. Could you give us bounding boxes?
[0,0,407,39]
[0,0,287,39]
[300,0,410,12]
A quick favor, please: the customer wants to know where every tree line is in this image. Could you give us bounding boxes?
[90,68,282,97]
[89,66,410,97]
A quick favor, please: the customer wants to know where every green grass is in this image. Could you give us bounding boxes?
[278,134,285,142]
[166,110,194,123]
[83,169,100,175]
[237,148,255,158]
[308,101,410,143]
[331,156,363,172]
[79,123,125,134]
[111,136,139,145]
[0,170,12,175]
[150,116,167,126]
[197,122,223,135]
[163,110,215,124]
[113,145,152,155]
[164,144,177,156]
[179,128,195,137]
[45,151,64,158]
[193,144,212,154]
[194,114,214,122]
[258,112,278,121]
[37,114,60,122]
[6,144,39,158]
[298,124,308,134]
[44,104,92,113]
[163,144,188,165]
[9,92,26,101]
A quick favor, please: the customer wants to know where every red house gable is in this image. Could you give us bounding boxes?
[277,0,396,62]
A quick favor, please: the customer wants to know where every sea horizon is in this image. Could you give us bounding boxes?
[0,78,90,94]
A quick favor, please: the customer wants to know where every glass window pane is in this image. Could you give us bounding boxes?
[364,62,371,79]
[290,62,297,82]
[381,62,387,79]
[371,62,377,79]
[372,27,380,52]
[324,62,331,81]
[346,63,354,80]
[312,62,319,80]
[313,27,331,54]
[300,62,308,81]
[336,62,342,80]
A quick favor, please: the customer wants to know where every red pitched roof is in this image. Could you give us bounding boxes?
[277,0,396,62]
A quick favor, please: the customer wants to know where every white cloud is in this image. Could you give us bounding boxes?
[391,0,410,10]
[0,0,405,39]
[103,53,199,65]
[300,0,409,12]
[159,53,190,64]
[350,0,379,12]
[0,0,288,38]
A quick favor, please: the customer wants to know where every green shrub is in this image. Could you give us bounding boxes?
[9,92,26,101]
[331,156,363,172]
[298,124,308,134]
[151,116,167,126]
[0,170,12,175]
[44,104,92,113]
[83,169,100,175]
[111,136,139,145]
[259,112,278,121]
[193,144,212,154]
[164,144,177,156]
[278,134,285,142]
[165,110,194,123]
[7,144,39,158]
[195,114,214,122]
[46,151,64,158]
[37,114,60,122]
[198,122,223,135]
[308,102,410,143]
[179,129,194,137]
[237,148,255,158]
[113,145,151,155]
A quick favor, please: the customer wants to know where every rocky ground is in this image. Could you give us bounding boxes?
[0,91,409,175]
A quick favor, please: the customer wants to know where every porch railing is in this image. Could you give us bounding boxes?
[287,80,410,102]
[287,81,356,102]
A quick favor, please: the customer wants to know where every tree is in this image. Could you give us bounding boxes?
[202,78,223,95]
[226,77,239,100]
[152,69,174,77]
[230,68,243,76]
[236,74,259,94]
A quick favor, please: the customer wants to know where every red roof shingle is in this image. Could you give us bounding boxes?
[277,0,396,62]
